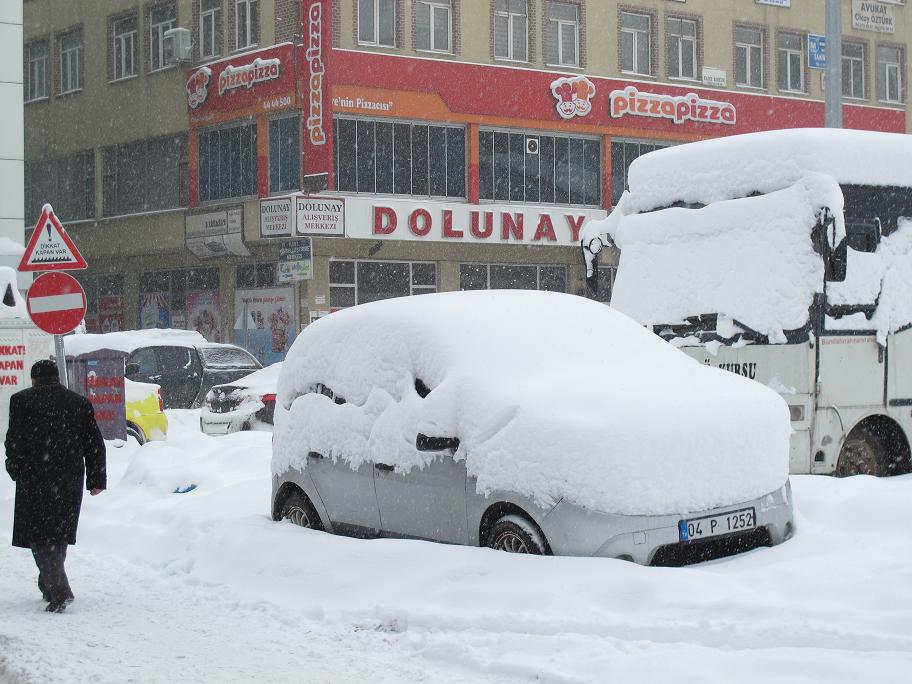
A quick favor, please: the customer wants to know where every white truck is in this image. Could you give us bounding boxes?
[582,129,912,477]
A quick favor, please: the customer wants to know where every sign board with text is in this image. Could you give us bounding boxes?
[19,204,87,272]
[278,239,313,283]
[260,198,294,238]
[296,196,345,237]
[808,34,826,69]
[852,0,895,33]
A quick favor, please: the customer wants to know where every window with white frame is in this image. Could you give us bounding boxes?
[667,17,695,80]
[24,40,48,102]
[150,4,176,71]
[58,29,83,94]
[620,12,650,75]
[113,15,138,81]
[494,0,527,62]
[200,0,221,60]
[734,26,763,88]
[459,264,567,293]
[358,0,396,47]
[416,1,451,53]
[877,45,903,103]
[777,33,803,92]
[235,0,259,50]
[329,260,437,309]
[545,2,579,67]
[842,42,866,99]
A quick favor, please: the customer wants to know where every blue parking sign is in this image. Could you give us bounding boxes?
[808,34,826,69]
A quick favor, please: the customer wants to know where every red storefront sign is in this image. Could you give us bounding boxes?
[302,0,334,191]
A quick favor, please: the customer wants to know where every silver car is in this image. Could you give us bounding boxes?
[271,291,794,565]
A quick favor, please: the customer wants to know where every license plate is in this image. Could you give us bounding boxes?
[678,507,755,542]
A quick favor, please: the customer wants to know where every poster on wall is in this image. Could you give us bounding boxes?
[140,293,171,329]
[233,288,296,365]
[98,295,125,333]
[187,290,221,342]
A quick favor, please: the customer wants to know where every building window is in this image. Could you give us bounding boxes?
[80,274,126,333]
[610,139,670,207]
[25,151,95,222]
[329,260,436,309]
[734,26,763,88]
[459,264,567,292]
[667,17,696,80]
[877,45,903,103]
[139,268,219,331]
[777,32,804,92]
[198,123,258,202]
[545,2,579,67]
[494,0,527,62]
[620,12,651,75]
[334,118,465,198]
[103,134,188,216]
[843,42,866,99]
[416,1,451,53]
[358,0,396,47]
[58,29,83,94]
[236,262,277,288]
[479,130,599,206]
[112,15,138,81]
[24,40,49,102]
[269,116,300,193]
[200,0,222,60]
[235,0,260,50]
[150,4,176,72]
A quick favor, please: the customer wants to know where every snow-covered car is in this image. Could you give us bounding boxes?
[200,363,281,435]
[271,290,795,565]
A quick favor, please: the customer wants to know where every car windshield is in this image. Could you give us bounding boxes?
[198,346,260,369]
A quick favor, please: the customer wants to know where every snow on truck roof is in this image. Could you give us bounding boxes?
[625,128,912,213]
[61,329,207,356]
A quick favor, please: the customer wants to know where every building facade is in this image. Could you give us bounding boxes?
[3,3,24,282]
[23,0,911,363]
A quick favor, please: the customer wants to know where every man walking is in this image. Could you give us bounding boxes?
[4,360,106,613]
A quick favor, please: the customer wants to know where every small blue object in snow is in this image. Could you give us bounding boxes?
[678,520,689,542]
[173,484,198,494]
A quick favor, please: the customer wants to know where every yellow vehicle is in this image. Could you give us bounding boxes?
[125,379,168,445]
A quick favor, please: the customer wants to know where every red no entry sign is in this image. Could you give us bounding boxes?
[26,272,87,335]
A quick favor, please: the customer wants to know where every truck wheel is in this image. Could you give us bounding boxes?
[836,427,886,477]
[487,514,547,555]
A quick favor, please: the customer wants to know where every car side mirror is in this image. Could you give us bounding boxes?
[826,238,847,283]
[416,434,460,451]
[125,362,140,376]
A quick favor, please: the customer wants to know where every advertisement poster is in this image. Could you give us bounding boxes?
[140,293,171,329]
[187,290,221,342]
[98,295,125,333]
[278,238,313,283]
[234,288,296,365]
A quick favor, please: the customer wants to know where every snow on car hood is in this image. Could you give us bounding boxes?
[273,291,789,516]
[210,363,281,400]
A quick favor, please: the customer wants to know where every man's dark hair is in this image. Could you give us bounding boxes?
[30,359,60,382]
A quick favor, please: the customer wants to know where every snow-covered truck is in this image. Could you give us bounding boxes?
[581,129,912,478]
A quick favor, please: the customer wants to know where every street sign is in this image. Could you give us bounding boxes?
[19,204,88,272]
[26,272,87,335]
[808,34,826,69]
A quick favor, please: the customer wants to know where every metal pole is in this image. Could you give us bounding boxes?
[53,334,68,388]
[825,0,843,128]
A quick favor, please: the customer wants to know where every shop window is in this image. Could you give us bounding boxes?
[545,2,578,67]
[358,0,396,47]
[150,3,176,72]
[777,33,804,93]
[610,139,670,207]
[842,42,866,99]
[139,268,220,339]
[104,134,188,216]
[79,274,125,333]
[198,122,257,202]
[416,0,451,53]
[58,29,83,94]
[494,0,527,62]
[24,39,49,102]
[236,263,277,288]
[25,151,95,222]
[877,45,903,103]
[479,129,599,206]
[734,26,763,88]
[200,0,222,60]
[235,0,260,50]
[269,116,300,194]
[667,17,696,80]
[459,264,566,293]
[334,118,465,198]
[620,12,650,75]
[329,260,436,308]
[112,14,138,81]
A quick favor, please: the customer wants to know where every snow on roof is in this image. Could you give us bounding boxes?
[62,329,207,356]
[0,266,28,320]
[625,128,912,213]
[273,290,790,516]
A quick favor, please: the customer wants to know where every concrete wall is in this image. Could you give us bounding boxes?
[0,2,24,276]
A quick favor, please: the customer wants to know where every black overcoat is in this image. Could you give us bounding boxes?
[4,380,106,548]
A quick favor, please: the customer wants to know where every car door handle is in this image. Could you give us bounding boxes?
[307,451,324,460]
[374,463,395,472]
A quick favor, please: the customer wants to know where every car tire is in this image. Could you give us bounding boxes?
[487,514,548,555]
[836,426,887,477]
[280,491,323,531]
[126,423,146,446]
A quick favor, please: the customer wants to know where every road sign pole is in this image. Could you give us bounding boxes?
[54,334,68,388]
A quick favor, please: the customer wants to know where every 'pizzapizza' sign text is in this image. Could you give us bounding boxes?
[609,86,736,126]
[218,57,281,96]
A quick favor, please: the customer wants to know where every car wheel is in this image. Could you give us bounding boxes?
[836,427,886,477]
[487,514,547,555]
[126,424,146,446]
[280,491,323,530]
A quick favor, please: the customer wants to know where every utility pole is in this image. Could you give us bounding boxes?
[825,0,842,128]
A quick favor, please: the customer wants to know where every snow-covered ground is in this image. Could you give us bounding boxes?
[2,411,911,683]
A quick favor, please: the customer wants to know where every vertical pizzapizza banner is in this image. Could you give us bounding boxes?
[301,0,334,192]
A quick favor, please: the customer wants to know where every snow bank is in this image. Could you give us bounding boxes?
[61,329,206,356]
[274,290,790,516]
[625,128,912,213]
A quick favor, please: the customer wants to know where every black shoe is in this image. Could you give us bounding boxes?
[45,597,73,613]
[38,577,50,602]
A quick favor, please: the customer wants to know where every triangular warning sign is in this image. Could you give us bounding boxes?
[19,204,88,272]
